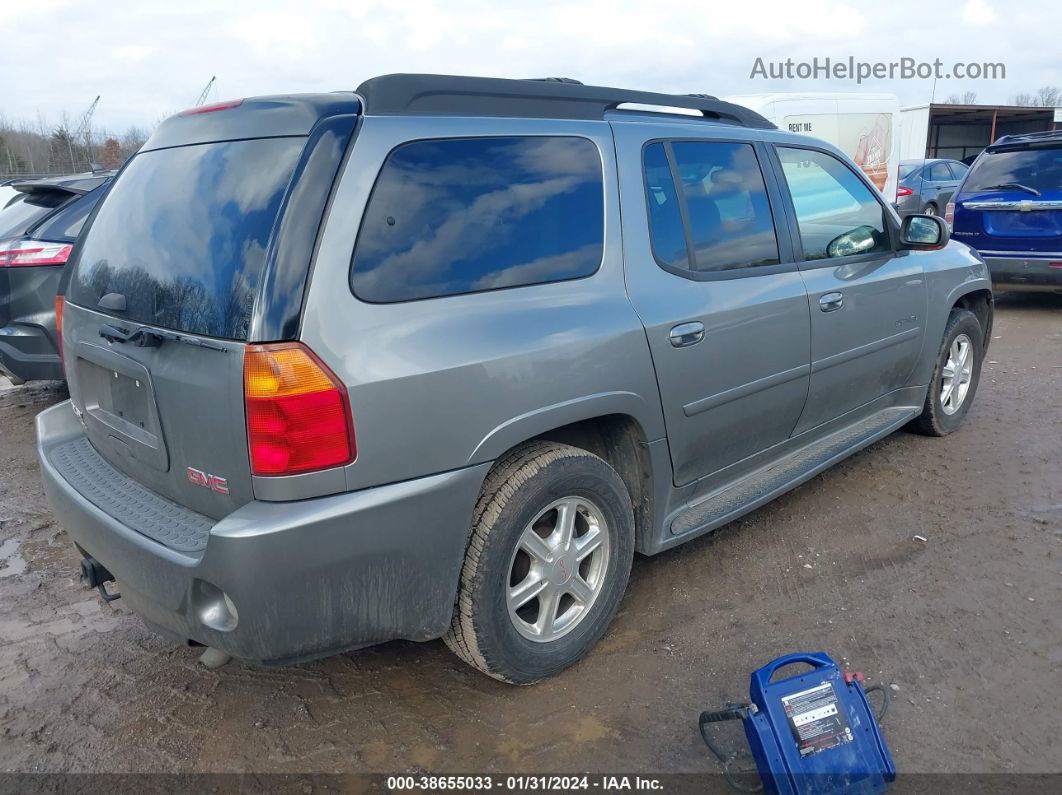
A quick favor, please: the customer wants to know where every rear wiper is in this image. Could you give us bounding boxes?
[99,323,228,352]
[978,183,1041,197]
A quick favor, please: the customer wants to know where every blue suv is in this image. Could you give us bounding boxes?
[949,130,1062,292]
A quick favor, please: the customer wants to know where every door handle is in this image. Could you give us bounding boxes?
[669,322,705,347]
[819,292,844,312]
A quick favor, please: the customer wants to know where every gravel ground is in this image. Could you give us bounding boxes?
[0,293,1059,777]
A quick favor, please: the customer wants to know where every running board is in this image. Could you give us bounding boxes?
[669,406,919,537]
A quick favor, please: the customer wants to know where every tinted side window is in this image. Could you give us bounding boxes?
[777,147,890,261]
[671,142,779,272]
[351,136,603,303]
[928,162,952,181]
[643,142,779,274]
[643,143,688,270]
[948,162,969,180]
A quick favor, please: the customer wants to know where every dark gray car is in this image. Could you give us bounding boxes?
[37,75,993,683]
[895,158,968,217]
[0,172,112,383]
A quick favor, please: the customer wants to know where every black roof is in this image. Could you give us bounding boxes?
[356,74,774,129]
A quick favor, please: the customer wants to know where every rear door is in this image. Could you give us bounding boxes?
[954,144,1062,254]
[63,136,307,519]
[924,161,960,213]
[770,144,926,434]
[614,122,811,486]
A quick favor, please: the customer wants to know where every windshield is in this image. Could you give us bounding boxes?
[964,146,1062,193]
[69,137,304,339]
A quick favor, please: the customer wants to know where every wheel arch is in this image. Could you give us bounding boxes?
[472,408,659,557]
[950,287,994,349]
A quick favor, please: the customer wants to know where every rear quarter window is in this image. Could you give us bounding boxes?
[350,136,604,303]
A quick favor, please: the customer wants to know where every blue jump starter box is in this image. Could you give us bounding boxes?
[744,652,896,795]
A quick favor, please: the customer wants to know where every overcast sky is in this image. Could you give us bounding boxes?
[2,0,1059,133]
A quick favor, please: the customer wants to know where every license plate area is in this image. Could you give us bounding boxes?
[985,210,1062,238]
[74,341,169,473]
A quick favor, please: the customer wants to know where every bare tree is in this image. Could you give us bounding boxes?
[1011,92,1034,106]
[945,91,978,104]
[1034,85,1061,107]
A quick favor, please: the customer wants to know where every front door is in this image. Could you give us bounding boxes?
[771,144,927,435]
[613,123,812,487]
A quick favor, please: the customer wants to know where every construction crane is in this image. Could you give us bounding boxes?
[68,95,99,173]
[194,76,217,107]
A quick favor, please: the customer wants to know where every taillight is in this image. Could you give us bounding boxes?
[896,186,913,197]
[55,295,65,372]
[944,201,955,227]
[244,342,355,476]
[0,240,72,267]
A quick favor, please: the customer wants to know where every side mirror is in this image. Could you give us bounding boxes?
[900,214,949,250]
[826,225,879,259]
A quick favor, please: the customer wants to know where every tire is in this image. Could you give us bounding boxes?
[923,202,939,217]
[444,441,635,684]
[909,309,983,436]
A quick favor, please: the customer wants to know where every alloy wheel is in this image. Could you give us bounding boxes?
[505,497,611,642]
[940,333,973,415]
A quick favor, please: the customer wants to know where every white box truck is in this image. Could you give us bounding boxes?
[723,93,901,199]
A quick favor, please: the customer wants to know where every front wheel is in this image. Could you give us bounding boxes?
[910,309,983,436]
[444,441,635,684]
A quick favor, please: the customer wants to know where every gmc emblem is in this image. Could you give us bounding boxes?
[186,467,230,495]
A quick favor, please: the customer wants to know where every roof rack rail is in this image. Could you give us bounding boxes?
[530,77,584,84]
[992,129,1062,146]
[355,74,774,129]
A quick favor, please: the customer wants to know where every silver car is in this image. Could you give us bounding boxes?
[38,75,992,683]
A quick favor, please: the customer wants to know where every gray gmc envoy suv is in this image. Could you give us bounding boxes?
[37,75,992,683]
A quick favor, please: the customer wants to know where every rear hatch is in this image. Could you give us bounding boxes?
[61,96,359,519]
[954,141,1062,254]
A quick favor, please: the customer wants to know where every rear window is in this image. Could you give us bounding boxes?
[898,163,919,180]
[0,192,70,240]
[32,189,104,243]
[351,136,604,303]
[69,137,304,339]
[964,146,1062,194]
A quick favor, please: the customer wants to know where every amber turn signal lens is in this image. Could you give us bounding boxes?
[243,343,355,476]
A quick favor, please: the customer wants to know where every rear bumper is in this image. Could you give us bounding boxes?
[0,324,62,381]
[37,401,490,664]
[983,255,1062,292]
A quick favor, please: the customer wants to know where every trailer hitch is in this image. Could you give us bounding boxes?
[80,557,121,602]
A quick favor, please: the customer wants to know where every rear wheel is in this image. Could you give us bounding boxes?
[444,441,634,684]
[910,309,983,436]
[923,202,939,217]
